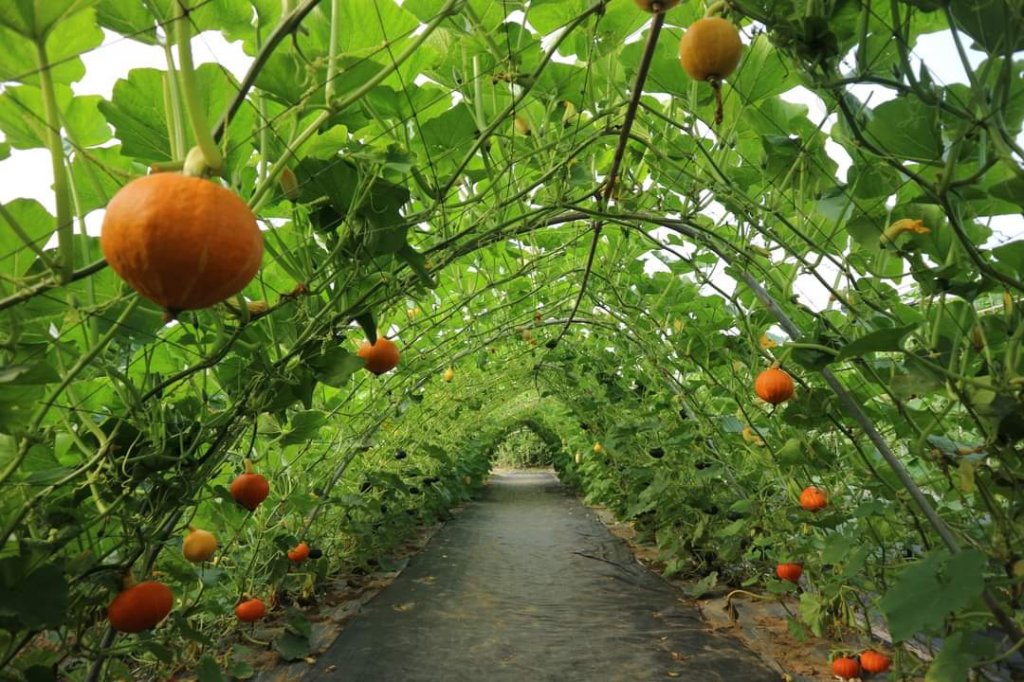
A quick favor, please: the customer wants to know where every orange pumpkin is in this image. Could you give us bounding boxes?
[230,459,270,511]
[235,598,266,623]
[182,527,217,563]
[831,657,862,680]
[100,173,263,315]
[799,486,828,512]
[108,580,173,633]
[755,367,795,405]
[357,336,400,375]
[679,17,742,82]
[287,542,310,563]
[634,0,680,11]
[860,650,891,675]
[776,562,802,583]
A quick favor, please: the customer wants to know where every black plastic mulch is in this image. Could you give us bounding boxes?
[306,470,779,681]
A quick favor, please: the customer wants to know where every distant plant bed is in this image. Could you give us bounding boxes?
[493,428,556,469]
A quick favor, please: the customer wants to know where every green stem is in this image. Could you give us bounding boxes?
[175,6,223,173]
[35,39,74,282]
[325,0,341,104]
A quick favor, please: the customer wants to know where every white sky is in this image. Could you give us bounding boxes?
[0,20,1020,315]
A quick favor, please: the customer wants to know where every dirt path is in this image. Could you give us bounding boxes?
[305,470,779,681]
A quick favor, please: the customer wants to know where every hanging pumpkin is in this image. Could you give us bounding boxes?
[799,486,828,512]
[107,578,173,633]
[100,173,263,316]
[230,459,270,511]
[358,336,400,375]
[755,367,795,405]
[182,527,217,563]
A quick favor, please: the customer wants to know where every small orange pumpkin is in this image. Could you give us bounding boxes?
[287,542,310,563]
[799,486,828,512]
[100,173,263,315]
[831,656,862,680]
[755,367,795,405]
[182,527,218,563]
[230,459,270,511]
[235,598,266,622]
[679,17,742,82]
[860,650,891,675]
[108,579,173,633]
[357,336,400,375]
[633,0,680,11]
[776,562,802,583]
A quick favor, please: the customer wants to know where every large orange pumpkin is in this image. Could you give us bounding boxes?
[755,367,795,405]
[100,173,263,314]
[357,336,400,375]
[107,580,173,633]
[679,17,743,82]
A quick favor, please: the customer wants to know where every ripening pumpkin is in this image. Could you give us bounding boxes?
[799,486,828,512]
[831,656,862,680]
[100,173,263,315]
[776,562,802,583]
[358,336,400,375]
[679,17,742,82]
[755,367,795,405]
[860,650,892,675]
[108,580,173,633]
[443,367,455,383]
[182,527,218,563]
[235,598,266,623]
[288,542,310,563]
[634,0,680,12]
[230,459,270,511]
[593,443,603,454]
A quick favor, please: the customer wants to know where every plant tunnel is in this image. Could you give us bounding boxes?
[0,0,1022,679]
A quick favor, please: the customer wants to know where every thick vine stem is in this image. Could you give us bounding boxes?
[35,38,74,282]
[556,10,666,345]
[174,3,223,173]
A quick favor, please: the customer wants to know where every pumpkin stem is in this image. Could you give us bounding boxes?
[121,570,137,590]
[711,80,725,125]
[704,0,728,17]
[174,8,223,174]
[243,458,255,475]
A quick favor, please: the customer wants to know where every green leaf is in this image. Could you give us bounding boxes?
[280,410,327,446]
[949,0,1024,55]
[863,96,943,163]
[196,656,226,682]
[353,311,377,346]
[0,561,68,629]
[0,5,102,86]
[879,550,987,642]
[307,347,365,388]
[275,630,310,661]
[835,324,917,361]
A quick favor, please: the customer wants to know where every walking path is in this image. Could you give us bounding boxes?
[306,470,779,681]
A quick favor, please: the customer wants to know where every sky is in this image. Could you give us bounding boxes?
[0,14,1020,314]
